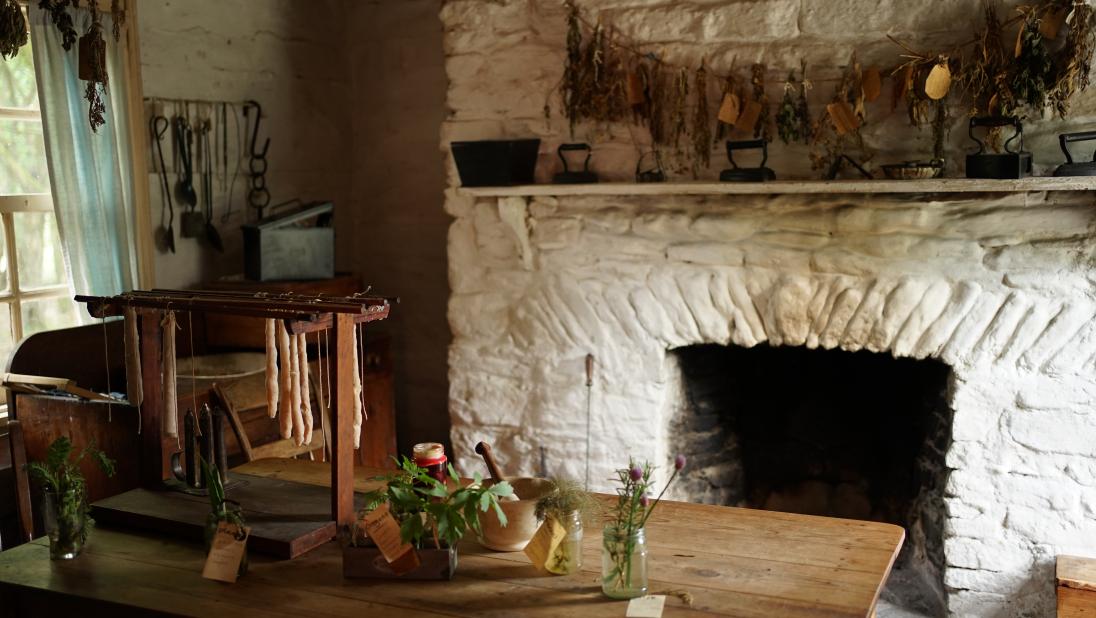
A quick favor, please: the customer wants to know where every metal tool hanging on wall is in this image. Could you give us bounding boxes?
[175,116,203,237]
[245,100,271,219]
[150,115,175,254]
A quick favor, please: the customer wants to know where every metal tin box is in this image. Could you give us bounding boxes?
[242,202,334,281]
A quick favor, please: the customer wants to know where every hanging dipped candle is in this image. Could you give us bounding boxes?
[161,311,178,439]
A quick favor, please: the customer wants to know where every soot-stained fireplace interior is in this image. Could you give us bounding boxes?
[670,344,953,614]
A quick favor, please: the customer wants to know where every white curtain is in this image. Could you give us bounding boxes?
[29,5,139,298]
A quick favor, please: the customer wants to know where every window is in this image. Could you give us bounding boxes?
[0,21,82,379]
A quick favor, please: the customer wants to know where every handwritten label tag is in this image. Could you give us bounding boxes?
[717,93,740,124]
[626,595,666,618]
[202,522,249,583]
[861,67,882,102]
[363,503,418,573]
[826,101,860,135]
[734,100,762,134]
[523,517,566,573]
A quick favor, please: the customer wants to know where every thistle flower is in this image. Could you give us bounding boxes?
[674,454,687,471]
[640,494,650,507]
[629,466,643,481]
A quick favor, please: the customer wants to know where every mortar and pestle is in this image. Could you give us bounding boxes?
[475,441,553,552]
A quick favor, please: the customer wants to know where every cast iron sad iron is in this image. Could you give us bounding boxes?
[1053,130,1096,176]
[719,139,776,182]
[965,116,1032,179]
[552,143,598,184]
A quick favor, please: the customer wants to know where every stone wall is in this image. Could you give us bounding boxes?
[139,0,354,289]
[441,3,1096,613]
[440,0,1096,183]
[444,185,1096,616]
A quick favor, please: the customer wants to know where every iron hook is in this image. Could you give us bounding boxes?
[245,99,270,158]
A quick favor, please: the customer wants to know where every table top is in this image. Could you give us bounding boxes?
[0,459,903,617]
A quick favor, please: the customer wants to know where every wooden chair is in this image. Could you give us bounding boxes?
[211,361,328,465]
[7,420,33,546]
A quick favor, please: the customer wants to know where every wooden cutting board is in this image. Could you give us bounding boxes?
[91,472,365,559]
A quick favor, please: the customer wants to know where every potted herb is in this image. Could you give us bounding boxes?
[602,454,686,599]
[346,456,513,579]
[534,478,600,575]
[202,459,247,577]
[25,437,115,560]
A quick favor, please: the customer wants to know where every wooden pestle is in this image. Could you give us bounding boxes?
[475,442,518,501]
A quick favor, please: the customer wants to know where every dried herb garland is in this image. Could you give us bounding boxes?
[0,0,27,59]
[749,63,771,141]
[79,8,107,132]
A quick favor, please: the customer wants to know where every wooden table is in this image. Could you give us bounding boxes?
[0,459,903,617]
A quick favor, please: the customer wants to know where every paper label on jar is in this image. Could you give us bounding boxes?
[202,522,249,583]
[523,516,566,573]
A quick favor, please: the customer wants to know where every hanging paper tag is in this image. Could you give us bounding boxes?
[861,67,882,102]
[717,93,741,124]
[362,503,419,574]
[626,595,667,618]
[523,517,567,573]
[202,522,249,583]
[827,101,860,135]
[924,62,951,100]
[734,100,762,133]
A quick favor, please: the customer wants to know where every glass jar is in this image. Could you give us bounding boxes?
[43,488,88,560]
[412,442,448,484]
[546,510,583,575]
[601,525,648,599]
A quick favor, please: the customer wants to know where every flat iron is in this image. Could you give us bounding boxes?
[552,143,598,184]
[1053,130,1096,176]
[965,116,1032,179]
[720,139,776,182]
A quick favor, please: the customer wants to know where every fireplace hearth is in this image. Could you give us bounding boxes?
[668,344,952,615]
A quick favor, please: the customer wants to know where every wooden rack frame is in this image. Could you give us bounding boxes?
[75,289,394,529]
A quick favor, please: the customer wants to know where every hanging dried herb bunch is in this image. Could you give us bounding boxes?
[0,0,27,59]
[1048,1,1096,116]
[78,7,107,132]
[560,0,583,138]
[39,0,77,51]
[668,66,689,153]
[776,65,811,145]
[691,62,711,176]
[749,63,771,140]
[810,55,871,175]
[1011,8,1054,111]
[110,0,124,42]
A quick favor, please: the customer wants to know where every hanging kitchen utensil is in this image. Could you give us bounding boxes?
[635,150,665,183]
[965,116,1032,179]
[552,143,597,184]
[719,139,776,182]
[150,115,175,254]
[1053,131,1096,177]
[175,117,203,237]
[201,123,224,252]
[245,100,271,219]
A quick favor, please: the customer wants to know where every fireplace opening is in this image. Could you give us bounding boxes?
[667,344,953,616]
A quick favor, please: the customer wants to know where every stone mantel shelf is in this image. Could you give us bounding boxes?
[458,177,1096,198]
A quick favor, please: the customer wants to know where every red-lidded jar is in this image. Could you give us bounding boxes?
[412,442,448,484]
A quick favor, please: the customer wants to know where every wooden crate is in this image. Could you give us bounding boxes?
[1058,555,1096,616]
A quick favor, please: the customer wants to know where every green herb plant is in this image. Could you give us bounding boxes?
[357,456,514,550]
[25,436,115,555]
[535,477,600,574]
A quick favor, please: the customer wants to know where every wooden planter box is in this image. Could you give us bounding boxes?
[342,541,456,580]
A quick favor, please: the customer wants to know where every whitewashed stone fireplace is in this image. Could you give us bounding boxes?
[445,184,1096,615]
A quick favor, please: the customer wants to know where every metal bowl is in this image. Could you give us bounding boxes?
[881,160,944,180]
